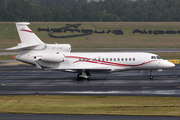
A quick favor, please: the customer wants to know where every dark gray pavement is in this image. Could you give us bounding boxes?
[0,61,180,96]
[0,113,180,120]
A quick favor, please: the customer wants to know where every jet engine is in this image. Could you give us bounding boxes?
[41,54,65,63]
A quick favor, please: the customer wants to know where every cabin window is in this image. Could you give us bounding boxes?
[133,58,135,61]
[129,58,131,61]
[114,58,116,61]
[118,58,120,61]
[106,58,108,61]
[83,58,85,61]
[87,58,89,61]
[125,58,128,61]
[121,58,124,61]
[102,58,105,61]
[98,58,101,61]
[79,58,81,61]
[151,56,156,59]
[110,58,112,61]
[94,58,96,61]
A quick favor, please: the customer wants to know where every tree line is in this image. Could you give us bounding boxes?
[0,0,180,22]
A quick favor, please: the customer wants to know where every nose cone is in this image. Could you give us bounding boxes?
[158,60,175,69]
[166,61,175,68]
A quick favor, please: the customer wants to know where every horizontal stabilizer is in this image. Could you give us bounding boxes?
[6,43,39,50]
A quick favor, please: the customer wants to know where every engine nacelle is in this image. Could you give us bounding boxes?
[46,44,71,53]
[41,54,65,63]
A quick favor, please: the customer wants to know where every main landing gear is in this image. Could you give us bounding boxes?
[77,70,91,80]
[149,70,153,79]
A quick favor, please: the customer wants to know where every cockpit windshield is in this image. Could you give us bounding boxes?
[156,56,162,59]
[151,56,156,59]
[151,56,162,59]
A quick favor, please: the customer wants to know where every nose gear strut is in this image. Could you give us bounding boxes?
[77,70,91,80]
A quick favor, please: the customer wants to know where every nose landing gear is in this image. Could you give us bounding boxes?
[77,70,91,80]
[149,70,153,79]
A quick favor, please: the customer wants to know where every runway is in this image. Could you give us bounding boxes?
[0,113,180,120]
[0,61,180,96]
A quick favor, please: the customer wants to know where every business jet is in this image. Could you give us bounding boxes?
[6,22,175,80]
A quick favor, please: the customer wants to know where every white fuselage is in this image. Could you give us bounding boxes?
[16,46,175,73]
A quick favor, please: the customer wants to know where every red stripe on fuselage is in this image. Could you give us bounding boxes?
[20,29,33,33]
[65,56,160,67]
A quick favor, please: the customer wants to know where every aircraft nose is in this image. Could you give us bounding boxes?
[166,61,175,68]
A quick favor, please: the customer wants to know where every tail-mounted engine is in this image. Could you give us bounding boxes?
[34,44,71,69]
[41,54,64,63]
[46,44,71,53]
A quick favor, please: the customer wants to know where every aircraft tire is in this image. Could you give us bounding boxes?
[150,76,153,79]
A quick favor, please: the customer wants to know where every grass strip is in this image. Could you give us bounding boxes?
[0,55,14,60]
[0,95,180,116]
[1,22,180,49]
[153,52,180,59]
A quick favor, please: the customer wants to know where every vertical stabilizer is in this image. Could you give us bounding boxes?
[16,22,44,44]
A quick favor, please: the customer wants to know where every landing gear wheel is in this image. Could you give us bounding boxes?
[150,76,153,79]
[149,70,153,79]
[77,73,82,81]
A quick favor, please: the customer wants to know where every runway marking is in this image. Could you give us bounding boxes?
[172,76,178,77]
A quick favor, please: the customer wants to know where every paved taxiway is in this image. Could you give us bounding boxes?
[0,113,180,120]
[0,61,180,96]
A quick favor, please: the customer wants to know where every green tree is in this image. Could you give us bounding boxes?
[2,0,180,22]
[70,3,83,21]
[30,5,43,21]
[132,0,149,21]
[52,5,68,21]
[5,0,32,21]
[77,0,88,7]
